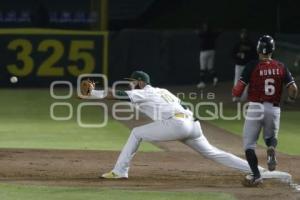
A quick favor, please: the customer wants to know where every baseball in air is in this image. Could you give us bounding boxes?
[10,76,18,84]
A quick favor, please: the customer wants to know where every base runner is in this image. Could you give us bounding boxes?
[80,71,265,179]
[232,35,298,186]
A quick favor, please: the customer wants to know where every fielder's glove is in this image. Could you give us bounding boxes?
[80,79,95,96]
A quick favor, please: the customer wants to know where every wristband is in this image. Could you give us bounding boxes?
[91,90,105,98]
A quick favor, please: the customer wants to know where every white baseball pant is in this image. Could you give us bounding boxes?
[112,117,263,177]
[243,102,280,150]
[200,50,215,71]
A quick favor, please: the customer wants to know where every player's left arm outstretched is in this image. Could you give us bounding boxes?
[78,79,129,100]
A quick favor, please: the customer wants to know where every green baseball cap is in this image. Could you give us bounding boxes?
[125,71,151,84]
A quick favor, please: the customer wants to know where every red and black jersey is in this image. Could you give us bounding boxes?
[240,59,295,104]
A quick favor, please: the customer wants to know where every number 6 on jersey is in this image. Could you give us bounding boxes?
[265,78,275,96]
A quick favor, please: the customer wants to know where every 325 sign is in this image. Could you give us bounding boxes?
[1,32,104,78]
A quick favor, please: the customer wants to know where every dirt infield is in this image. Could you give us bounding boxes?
[0,121,300,200]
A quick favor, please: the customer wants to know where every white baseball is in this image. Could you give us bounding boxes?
[10,76,18,83]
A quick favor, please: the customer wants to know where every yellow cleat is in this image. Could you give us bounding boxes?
[100,171,128,179]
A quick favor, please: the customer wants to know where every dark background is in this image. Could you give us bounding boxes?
[1,0,300,33]
[1,0,300,86]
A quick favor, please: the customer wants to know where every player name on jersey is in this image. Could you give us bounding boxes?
[259,68,281,76]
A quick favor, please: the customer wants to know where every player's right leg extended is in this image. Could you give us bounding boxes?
[102,118,196,179]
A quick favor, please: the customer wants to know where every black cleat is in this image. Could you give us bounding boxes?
[243,174,263,187]
[267,146,277,171]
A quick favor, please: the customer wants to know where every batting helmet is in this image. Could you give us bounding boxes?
[257,35,275,55]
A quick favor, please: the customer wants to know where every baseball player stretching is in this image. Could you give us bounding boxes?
[232,35,298,186]
[80,71,264,179]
